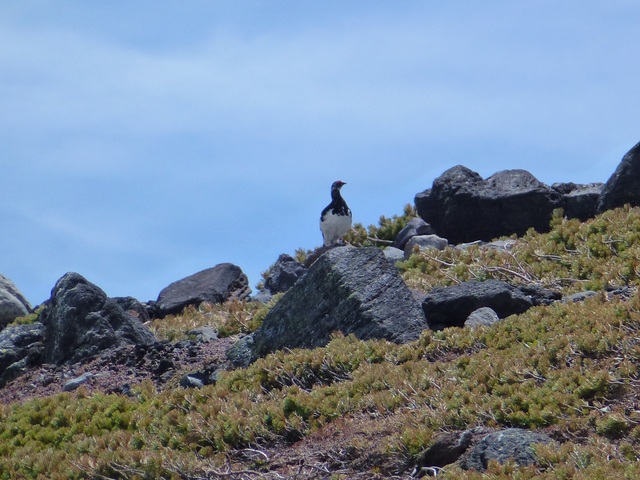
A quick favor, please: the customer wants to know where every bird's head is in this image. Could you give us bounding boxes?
[331,180,347,190]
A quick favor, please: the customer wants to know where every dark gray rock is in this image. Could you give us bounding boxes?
[414,427,492,474]
[553,182,603,220]
[459,428,553,471]
[0,322,44,387]
[226,334,255,369]
[392,217,435,250]
[229,247,428,367]
[598,141,640,213]
[263,254,307,295]
[111,296,151,323]
[41,273,156,364]
[422,280,534,329]
[517,284,562,306]
[155,263,251,317]
[0,274,32,329]
[404,235,449,258]
[465,307,500,328]
[415,166,562,244]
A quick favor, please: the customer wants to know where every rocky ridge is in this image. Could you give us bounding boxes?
[2,140,640,476]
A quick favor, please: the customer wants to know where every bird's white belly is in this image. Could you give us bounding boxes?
[320,210,352,246]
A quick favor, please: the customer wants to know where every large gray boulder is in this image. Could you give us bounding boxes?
[229,247,428,367]
[155,263,251,317]
[415,166,562,244]
[41,273,156,364]
[0,274,32,329]
[597,141,640,213]
[460,428,553,471]
[0,322,44,387]
[422,280,535,330]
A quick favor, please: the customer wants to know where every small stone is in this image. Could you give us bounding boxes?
[63,372,94,391]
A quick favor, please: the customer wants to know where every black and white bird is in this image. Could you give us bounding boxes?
[320,180,352,246]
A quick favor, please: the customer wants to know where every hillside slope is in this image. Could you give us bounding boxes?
[2,207,640,479]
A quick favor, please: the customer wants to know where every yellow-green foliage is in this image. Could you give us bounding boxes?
[7,306,45,327]
[2,207,640,479]
[402,206,640,294]
[149,299,270,341]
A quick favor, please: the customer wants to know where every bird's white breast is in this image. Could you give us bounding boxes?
[320,210,352,246]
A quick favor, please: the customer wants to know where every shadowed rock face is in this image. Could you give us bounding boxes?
[598,141,640,213]
[229,247,428,367]
[415,166,562,244]
[41,272,156,364]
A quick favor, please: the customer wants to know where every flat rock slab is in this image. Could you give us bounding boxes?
[230,247,427,366]
[155,263,251,317]
[422,279,534,329]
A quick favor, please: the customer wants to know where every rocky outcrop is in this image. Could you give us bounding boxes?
[422,279,555,330]
[229,247,428,367]
[415,166,562,244]
[154,263,251,317]
[598,141,640,213]
[41,273,156,364]
[413,166,608,245]
[0,322,44,387]
[459,428,554,471]
[0,274,32,329]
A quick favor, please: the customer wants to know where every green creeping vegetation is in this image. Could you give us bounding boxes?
[1,207,640,478]
[7,306,45,328]
[148,299,274,342]
[402,206,640,294]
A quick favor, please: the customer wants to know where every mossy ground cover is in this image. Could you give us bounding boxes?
[2,207,640,478]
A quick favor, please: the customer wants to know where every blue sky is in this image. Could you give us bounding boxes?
[2,1,640,305]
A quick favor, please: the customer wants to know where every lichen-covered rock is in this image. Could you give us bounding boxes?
[459,428,553,471]
[229,247,427,367]
[0,322,44,387]
[41,272,156,364]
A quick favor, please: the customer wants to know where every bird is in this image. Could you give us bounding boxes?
[320,180,352,246]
